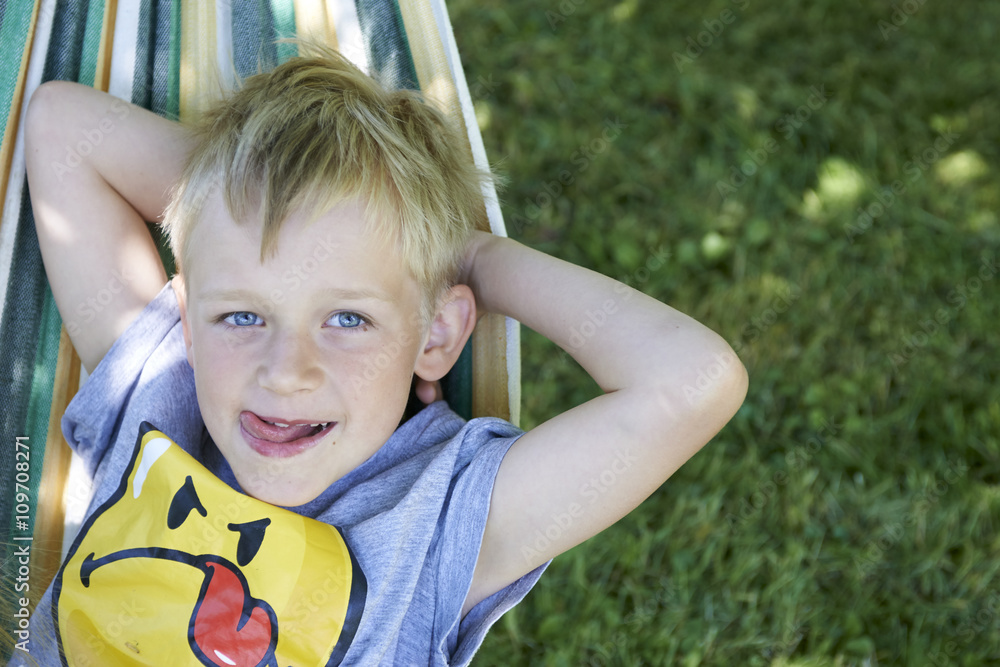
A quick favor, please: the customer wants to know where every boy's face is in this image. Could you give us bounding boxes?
[177,194,431,506]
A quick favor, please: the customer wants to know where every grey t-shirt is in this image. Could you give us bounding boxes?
[14,283,547,666]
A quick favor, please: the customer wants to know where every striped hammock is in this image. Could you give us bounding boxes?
[0,0,519,639]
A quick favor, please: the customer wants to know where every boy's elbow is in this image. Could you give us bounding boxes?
[724,353,750,416]
[700,343,748,416]
[25,80,68,155]
[634,344,746,464]
[25,81,89,153]
[658,341,748,426]
[26,80,58,128]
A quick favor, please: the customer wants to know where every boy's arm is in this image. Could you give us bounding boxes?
[25,81,193,373]
[462,231,748,615]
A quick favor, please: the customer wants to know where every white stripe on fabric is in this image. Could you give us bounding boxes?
[426,0,505,238]
[108,0,141,100]
[329,0,368,75]
[506,313,521,426]
[0,0,58,324]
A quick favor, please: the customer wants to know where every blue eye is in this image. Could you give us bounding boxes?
[223,312,262,327]
[329,312,367,329]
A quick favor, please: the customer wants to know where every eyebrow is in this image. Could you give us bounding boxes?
[198,287,393,303]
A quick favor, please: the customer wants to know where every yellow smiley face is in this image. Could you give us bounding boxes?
[55,423,365,666]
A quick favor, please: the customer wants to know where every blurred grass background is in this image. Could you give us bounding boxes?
[448,0,1000,665]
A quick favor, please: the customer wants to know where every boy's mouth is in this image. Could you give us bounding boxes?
[239,411,337,458]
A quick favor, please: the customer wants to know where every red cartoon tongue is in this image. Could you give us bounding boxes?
[241,411,317,443]
[193,562,274,667]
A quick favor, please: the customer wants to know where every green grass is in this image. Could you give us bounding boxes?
[449,0,1000,664]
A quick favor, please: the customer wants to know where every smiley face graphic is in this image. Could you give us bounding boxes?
[54,422,365,666]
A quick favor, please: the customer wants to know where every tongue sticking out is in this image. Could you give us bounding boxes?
[240,412,318,444]
[192,562,275,667]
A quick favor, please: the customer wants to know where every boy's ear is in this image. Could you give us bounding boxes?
[172,274,195,368]
[413,284,477,382]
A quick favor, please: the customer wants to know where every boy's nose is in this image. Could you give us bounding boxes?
[257,332,323,394]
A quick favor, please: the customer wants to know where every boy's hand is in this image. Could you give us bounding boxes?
[25,82,194,373]
[456,230,494,289]
[460,233,748,616]
[455,230,495,325]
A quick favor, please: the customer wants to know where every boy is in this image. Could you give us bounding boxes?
[17,49,746,665]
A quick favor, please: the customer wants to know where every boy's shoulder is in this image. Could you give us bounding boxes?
[62,281,199,479]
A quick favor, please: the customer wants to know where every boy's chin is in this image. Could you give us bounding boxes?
[237,473,330,508]
[249,486,324,508]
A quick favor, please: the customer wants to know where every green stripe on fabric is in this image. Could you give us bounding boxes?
[232,0,278,79]
[42,0,86,82]
[147,221,175,276]
[270,0,296,64]
[0,0,34,133]
[354,0,418,91]
[442,340,473,421]
[77,0,106,87]
[148,0,173,116]
[132,0,153,106]
[0,185,56,599]
[17,288,62,550]
[25,290,60,449]
[388,0,417,88]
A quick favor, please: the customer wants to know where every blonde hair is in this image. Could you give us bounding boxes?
[163,46,491,316]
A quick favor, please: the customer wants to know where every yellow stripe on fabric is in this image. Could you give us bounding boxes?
[469,312,513,422]
[294,0,338,50]
[93,0,119,92]
[34,325,81,597]
[179,0,218,120]
[0,0,41,228]
[395,1,465,140]
[78,0,106,87]
[396,0,511,422]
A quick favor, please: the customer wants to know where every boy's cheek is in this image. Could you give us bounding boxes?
[210,324,259,353]
[353,335,426,387]
[341,352,407,402]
